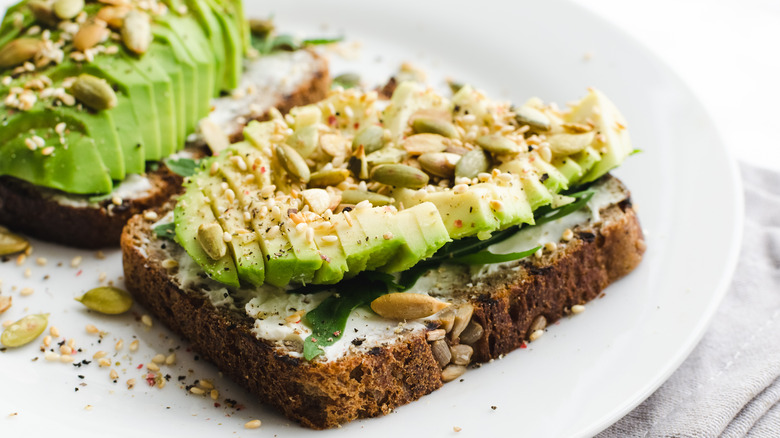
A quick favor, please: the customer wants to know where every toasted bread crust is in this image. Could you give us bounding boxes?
[120,179,644,429]
[0,54,329,249]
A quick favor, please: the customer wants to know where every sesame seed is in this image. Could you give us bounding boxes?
[161,259,178,269]
[23,268,31,278]
[70,256,82,268]
[544,242,557,252]
[127,379,136,389]
[35,257,47,266]
[222,231,232,242]
[453,184,468,194]
[50,326,60,337]
[489,200,504,211]
[59,345,72,355]
[151,354,166,364]
[85,324,99,334]
[44,352,60,361]
[55,122,66,134]
[98,358,111,367]
[224,188,235,203]
[109,369,118,380]
[198,379,214,390]
[20,287,33,296]
[129,340,139,352]
[383,232,393,240]
[95,251,105,260]
[147,362,160,372]
[453,426,462,432]
[93,351,107,360]
[529,329,544,342]
[60,354,75,363]
[42,336,51,347]
[306,227,315,243]
[31,135,45,148]
[111,196,122,206]
[534,248,543,259]
[16,253,26,266]
[98,272,107,282]
[165,353,176,365]
[539,145,552,162]
[143,211,158,221]
[189,387,205,395]
[356,200,371,210]
[244,420,262,429]
[41,146,55,156]
[25,138,37,150]
[115,339,123,351]
[295,222,307,234]
[210,389,219,400]
[571,304,586,314]
[562,228,574,241]
[141,315,153,327]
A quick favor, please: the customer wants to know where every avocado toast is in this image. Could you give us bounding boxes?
[121,83,644,428]
[0,0,329,248]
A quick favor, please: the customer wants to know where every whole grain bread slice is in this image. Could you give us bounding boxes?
[0,50,329,249]
[120,175,644,429]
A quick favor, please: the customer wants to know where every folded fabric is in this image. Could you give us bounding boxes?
[599,163,780,437]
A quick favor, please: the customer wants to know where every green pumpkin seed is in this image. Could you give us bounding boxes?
[546,131,596,156]
[418,152,461,178]
[287,125,319,158]
[476,134,520,155]
[197,222,227,260]
[455,148,490,179]
[366,147,406,165]
[309,168,349,188]
[0,38,42,69]
[53,0,83,20]
[351,125,385,154]
[0,227,29,256]
[276,144,311,182]
[514,106,551,131]
[71,74,117,111]
[411,117,459,139]
[1,313,48,347]
[332,72,360,89]
[347,145,369,180]
[249,18,274,38]
[75,287,133,315]
[121,10,151,55]
[371,164,429,189]
[401,133,448,155]
[28,0,58,27]
[340,190,393,206]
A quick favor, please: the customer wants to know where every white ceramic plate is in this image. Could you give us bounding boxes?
[0,1,742,437]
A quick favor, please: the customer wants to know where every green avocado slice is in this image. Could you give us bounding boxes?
[146,41,186,148]
[201,0,242,90]
[183,0,227,91]
[152,25,199,136]
[0,129,111,195]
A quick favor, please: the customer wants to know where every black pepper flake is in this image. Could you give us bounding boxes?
[78,375,85,379]
[491,406,497,410]
[74,388,79,392]
[178,375,186,381]
[540,173,549,183]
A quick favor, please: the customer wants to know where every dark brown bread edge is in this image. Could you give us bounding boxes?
[120,189,644,429]
[0,54,330,249]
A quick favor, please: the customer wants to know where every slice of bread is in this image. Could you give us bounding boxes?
[120,175,644,429]
[0,50,329,249]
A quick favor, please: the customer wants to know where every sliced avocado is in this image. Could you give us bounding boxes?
[202,0,242,90]
[312,224,349,284]
[518,176,554,211]
[423,188,500,240]
[351,207,403,270]
[530,156,569,193]
[571,146,601,184]
[381,202,449,273]
[146,41,186,147]
[553,157,584,184]
[200,171,265,287]
[480,182,534,229]
[174,178,240,287]
[0,129,112,194]
[281,211,324,284]
[152,25,199,136]
[333,211,370,276]
[183,0,227,91]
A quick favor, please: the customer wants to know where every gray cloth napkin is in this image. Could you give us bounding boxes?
[598,164,780,438]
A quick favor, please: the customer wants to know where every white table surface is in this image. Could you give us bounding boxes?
[571,0,780,172]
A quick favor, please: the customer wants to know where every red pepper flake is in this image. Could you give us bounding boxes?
[145,374,156,386]
[353,122,360,130]
[137,364,143,369]
[76,269,82,276]
[214,402,221,408]
[260,166,266,174]
[327,115,337,126]
[333,331,341,337]
[454,220,463,228]
[520,342,528,349]
[311,337,318,343]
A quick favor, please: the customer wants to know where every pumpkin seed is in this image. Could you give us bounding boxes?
[371,164,429,189]
[97,5,129,29]
[286,125,318,158]
[0,38,42,68]
[458,321,483,345]
[53,0,83,20]
[75,287,133,315]
[351,125,385,154]
[332,72,360,89]
[249,18,274,38]
[71,73,117,111]
[308,168,349,188]
[370,292,450,320]
[418,152,460,178]
[347,145,368,180]
[276,144,310,182]
[28,0,58,27]
[0,227,29,256]
[546,131,596,156]
[1,313,48,347]
[196,222,227,260]
[73,21,109,52]
[402,133,448,156]
[411,116,459,138]
[514,106,551,131]
[449,344,473,366]
[121,10,151,55]
[340,189,393,206]
[431,339,451,368]
[454,148,489,179]
[476,134,520,155]
[366,147,406,165]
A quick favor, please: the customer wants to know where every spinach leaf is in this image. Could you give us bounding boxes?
[252,33,343,55]
[532,189,595,227]
[448,245,541,265]
[153,222,175,240]
[302,272,396,360]
[164,157,201,177]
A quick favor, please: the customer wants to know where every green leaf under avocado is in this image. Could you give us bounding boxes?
[153,222,176,240]
[251,32,343,55]
[448,245,541,265]
[164,157,202,177]
[302,272,397,360]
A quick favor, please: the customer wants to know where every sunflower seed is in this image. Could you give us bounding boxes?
[370,293,450,320]
[301,188,331,214]
[121,10,151,55]
[75,287,133,315]
[96,5,129,29]
[441,364,467,382]
[449,303,474,341]
[27,0,58,27]
[529,314,547,333]
[73,21,109,52]
[347,145,369,180]
[71,74,117,111]
[418,152,460,178]
[458,321,483,345]
[0,38,42,69]
[402,133,448,156]
[370,164,429,189]
[449,344,473,366]
[546,131,596,156]
[431,339,452,368]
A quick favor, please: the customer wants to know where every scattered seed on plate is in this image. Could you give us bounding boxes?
[1,313,48,347]
[151,353,165,364]
[126,378,136,389]
[129,339,139,352]
[59,345,72,355]
[75,287,133,315]
[198,379,214,390]
[49,326,59,337]
[0,296,11,314]
[147,362,159,372]
[85,324,99,334]
[244,420,262,429]
[190,387,205,395]
[141,314,153,327]
[35,257,47,266]
[44,352,60,361]
[71,255,82,268]
[23,268,31,278]
[115,339,123,351]
[529,329,544,342]
[20,287,33,296]
[98,358,111,367]
[109,369,118,380]
[571,304,586,314]
[60,354,74,363]
[165,352,176,365]
[93,350,107,359]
